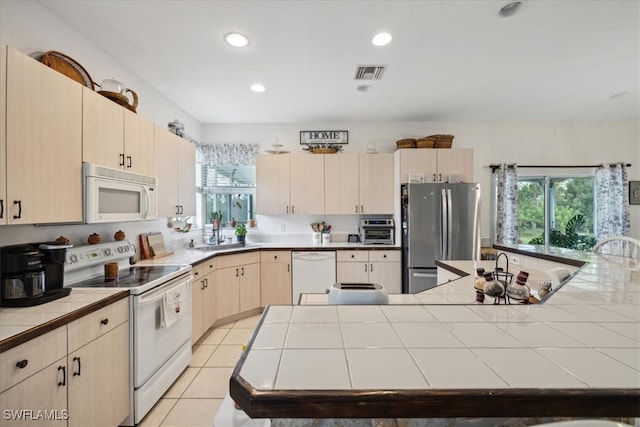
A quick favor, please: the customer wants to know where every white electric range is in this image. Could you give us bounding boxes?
[64,240,193,426]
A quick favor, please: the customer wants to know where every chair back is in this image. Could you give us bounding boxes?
[592,236,640,258]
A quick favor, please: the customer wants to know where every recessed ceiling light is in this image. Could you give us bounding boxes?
[372,32,392,46]
[225,33,250,48]
[357,85,373,92]
[498,1,527,17]
[250,83,265,93]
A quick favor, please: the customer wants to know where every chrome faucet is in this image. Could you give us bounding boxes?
[208,227,224,246]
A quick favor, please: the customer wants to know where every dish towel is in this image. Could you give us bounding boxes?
[161,282,188,329]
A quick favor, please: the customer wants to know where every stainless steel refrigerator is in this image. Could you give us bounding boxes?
[401,183,481,293]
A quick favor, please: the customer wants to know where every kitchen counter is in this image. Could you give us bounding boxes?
[230,247,640,418]
[0,288,129,352]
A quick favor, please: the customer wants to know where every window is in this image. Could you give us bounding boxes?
[197,164,255,226]
[517,175,596,250]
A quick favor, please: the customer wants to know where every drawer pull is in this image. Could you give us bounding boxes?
[57,365,66,386]
[383,254,387,258]
[101,318,109,325]
[73,356,81,377]
[13,200,21,219]
[16,359,28,369]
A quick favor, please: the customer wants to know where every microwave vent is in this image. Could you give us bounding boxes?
[354,65,386,80]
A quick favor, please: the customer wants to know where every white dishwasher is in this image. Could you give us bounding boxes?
[291,251,336,304]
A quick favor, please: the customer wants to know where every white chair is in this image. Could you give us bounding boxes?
[592,236,640,258]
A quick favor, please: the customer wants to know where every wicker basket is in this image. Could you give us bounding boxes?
[433,134,454,148]
[310,147,338,154]
[396,138,416,149]
[416,137,435,148]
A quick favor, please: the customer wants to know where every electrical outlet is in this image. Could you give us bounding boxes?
[510,255,520,266]
[280,224,286,232]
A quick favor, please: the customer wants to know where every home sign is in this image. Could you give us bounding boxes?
[300,130,348,145]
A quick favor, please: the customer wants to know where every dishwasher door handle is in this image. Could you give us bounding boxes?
[292,252,335,261]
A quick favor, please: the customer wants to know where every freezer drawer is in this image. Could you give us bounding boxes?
[407,268,437,293]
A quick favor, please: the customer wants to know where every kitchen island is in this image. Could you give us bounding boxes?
[230,245,640,419]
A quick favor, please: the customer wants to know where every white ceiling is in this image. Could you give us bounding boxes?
[39,0,639,124]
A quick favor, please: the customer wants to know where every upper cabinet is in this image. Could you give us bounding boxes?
[325,153,394,215]
[0,46,7,224]
[154,125,195,217]
[256,154,324,215]
[3,46,83,224]
[83,87,154,176]
[395,148,473,184]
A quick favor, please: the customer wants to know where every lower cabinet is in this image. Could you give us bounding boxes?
[191,261,215,343]
[211,252,261,322]
[0,299,129,427]
[336,250,402,294]
[260,251,292,306]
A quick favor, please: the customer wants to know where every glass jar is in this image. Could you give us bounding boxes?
[506,271,530,301]
[474,268,486,291]
[482,271,505,297]
[538,281,552,298]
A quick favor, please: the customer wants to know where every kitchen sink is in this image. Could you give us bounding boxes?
[189,242,259,252]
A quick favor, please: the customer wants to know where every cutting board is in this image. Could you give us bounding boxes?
[141,232,173,259]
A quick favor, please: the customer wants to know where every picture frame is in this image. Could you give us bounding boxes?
[300,130,348,145]
[630,181,640,205]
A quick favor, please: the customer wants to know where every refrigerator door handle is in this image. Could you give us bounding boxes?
[440,188,447,259]
[447,188,453,259]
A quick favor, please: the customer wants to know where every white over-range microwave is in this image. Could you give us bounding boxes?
[83,163,158,224]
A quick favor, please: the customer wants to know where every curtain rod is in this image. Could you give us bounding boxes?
[489,163,632,173]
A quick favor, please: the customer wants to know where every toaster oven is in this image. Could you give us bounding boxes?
[359,219,394,245]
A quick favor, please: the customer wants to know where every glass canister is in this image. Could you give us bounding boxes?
[506,271,530,302]
[482,271,505,298]
[474,268,486,291]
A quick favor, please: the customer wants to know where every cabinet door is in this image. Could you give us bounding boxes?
[256,154,290,215]
[239,263,261,312]
[261,252,292,306]
[336,262,369,283]
[82,87,124,170]
[436,148,474,183]
[124,109,155,175]
[0,45,7,225]
[0,359,67,426]
[396,149,438,184]
[324,153,359,214]
[177,136,196,216]
[154,126,179,217]
[359,153,394,214]
[191,264,206,343]
[212,267,240,320]
[369,261,402,294]
[6,48,82,224]
[68,322,129,427]
[290,154,324,214]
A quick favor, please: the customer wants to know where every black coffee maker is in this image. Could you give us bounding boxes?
[1,242,72,307]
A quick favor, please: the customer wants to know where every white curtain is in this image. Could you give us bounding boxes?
[496,163,519,245]
[595,163,630,239]
[196,143,259,165]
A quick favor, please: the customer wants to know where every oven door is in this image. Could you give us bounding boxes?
[132,274,192,388]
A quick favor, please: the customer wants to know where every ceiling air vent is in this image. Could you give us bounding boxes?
[354,65,386,80]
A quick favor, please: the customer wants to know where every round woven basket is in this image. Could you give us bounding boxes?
[433,134,454,148]
[310,147,338,154]
[416,137,435,148]
[396,138,416,149]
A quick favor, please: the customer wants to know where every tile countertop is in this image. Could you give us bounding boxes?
[230,246,640,419]
[0,288,129,352]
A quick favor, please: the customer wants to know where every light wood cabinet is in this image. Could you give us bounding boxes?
[336,250,402,294]
[83,87,154,176]
[212,265,240,320]
[211,252,261,321]
[239,262,261,312]
[191,263,207,343]
[260,251,292,306]
[256,154,324,215]
[0,45,7,225]
[395,148,473,184]
[325,153,393,214]
[0,299,129,427]
[154,125,196,217]
[4,46,82,224]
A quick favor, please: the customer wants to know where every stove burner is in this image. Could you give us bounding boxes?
[69,265,184,289]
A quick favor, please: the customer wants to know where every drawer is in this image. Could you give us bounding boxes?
[261,251,291,263]
[214,251,261,269]
[191,263,207,279]
[337,250,368,262]
[67,298,129,353]
[0,326,66,393]
[369,250,400,262]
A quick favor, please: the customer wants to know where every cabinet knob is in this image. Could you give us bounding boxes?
[351,254,355,258]
[100,318,109,325]
[274,255,278,260]
[16,359,28,369]
[383,254,387,258]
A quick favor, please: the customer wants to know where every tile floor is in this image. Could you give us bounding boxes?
[139,313,263,427]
